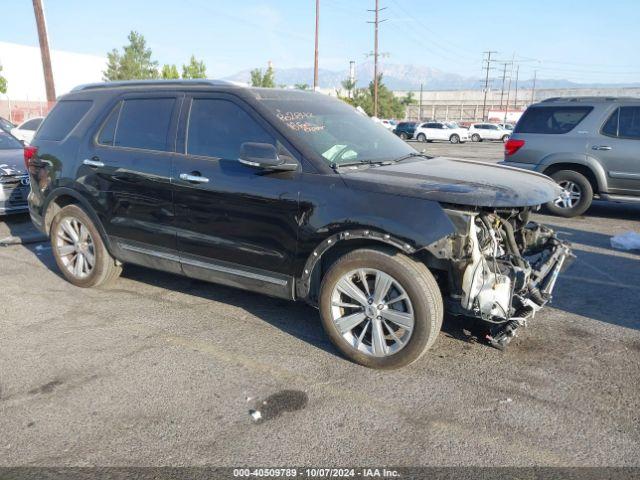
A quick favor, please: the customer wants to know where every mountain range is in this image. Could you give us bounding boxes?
[222,61,640,91]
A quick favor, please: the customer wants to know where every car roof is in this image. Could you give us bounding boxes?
[70,79,243,92]
[537,96,640,106]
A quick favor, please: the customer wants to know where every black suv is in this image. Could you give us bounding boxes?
[27,80,571,369]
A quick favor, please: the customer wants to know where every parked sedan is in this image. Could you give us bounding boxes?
[414,121,469,144]
[469,123,511,143]
[0,131,30,215]
[11,117,44,144]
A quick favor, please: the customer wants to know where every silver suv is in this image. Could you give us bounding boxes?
[502,97,640,217]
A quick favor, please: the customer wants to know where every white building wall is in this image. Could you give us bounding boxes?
[0,41,106,102]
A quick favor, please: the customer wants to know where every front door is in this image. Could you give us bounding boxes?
[78,93,182,272]
[594,106,640,195]
[172,94,300,298]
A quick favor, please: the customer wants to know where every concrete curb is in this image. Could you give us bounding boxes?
[0,234,48,246]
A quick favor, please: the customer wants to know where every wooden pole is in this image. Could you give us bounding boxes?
[32,0,56,103]
[313,0,319,91]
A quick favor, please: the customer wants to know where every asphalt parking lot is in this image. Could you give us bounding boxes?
[1,141,639,467]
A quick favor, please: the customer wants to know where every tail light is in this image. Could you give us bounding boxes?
[504,138,525,156]
[24,145,38,169]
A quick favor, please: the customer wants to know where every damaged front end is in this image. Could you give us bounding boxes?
[430,207,574,350]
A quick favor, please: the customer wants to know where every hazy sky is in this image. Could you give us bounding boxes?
[4,0,640,83]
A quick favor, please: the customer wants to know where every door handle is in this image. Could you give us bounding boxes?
[592,145,612,151]
[83,158,105,168]
[179,173,209,183]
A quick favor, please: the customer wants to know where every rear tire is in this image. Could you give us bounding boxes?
[416,133,427,142]
[545,170,593,218]
[449,134,460,144]
[399,132,408,140]
[50,204,122,288]
[319,247,443,369]
[471,133,481,142]
[502,134,510,143]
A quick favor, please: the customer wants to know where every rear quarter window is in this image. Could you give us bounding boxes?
[37,100,93,141]
[514,106,593,134]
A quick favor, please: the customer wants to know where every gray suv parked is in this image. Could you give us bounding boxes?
[502,97,640,217]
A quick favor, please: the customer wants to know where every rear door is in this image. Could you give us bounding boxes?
[78,92,182,271]
[172,93,300,298]
[595,105,640,195]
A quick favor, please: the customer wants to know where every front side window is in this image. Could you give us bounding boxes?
[113,98,175,151]
[515,106,593,134]
[37,100,92,141]
[187,99,274,159]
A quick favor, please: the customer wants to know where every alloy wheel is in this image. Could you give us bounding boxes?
[330,269,414,357]
[54,216,96,279]
[554,181,582,209]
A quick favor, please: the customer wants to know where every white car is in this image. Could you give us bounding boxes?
[498,123,514,131]
[468,123,511,143]
[414,121,469,144]
[11,117,44,144]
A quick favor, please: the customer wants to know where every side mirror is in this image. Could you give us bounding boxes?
[239,142,297,171]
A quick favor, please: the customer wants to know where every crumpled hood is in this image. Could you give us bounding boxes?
[341,156,562,208]
[0,149,26,176]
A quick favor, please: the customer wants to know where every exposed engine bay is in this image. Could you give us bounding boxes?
[429,207,574,350]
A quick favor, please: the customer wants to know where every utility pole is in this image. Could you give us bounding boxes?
[349,60,356,99]
[504,55,515,124]
[32,0,56,103]
[313,0,320,91]
[481,51,496,121]
[367,0,386,118]
[513,64,519,111]
[419,83,423,121]
[530,70,537,104]
[498,62,508,114]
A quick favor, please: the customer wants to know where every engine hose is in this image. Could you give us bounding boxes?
[499,218,528,269]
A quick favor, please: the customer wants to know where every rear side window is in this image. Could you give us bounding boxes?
[37,101,92,141]
[111,98,175,151]
[186,99,274,159]
[602,107,640,140]
[515,106,592,134]
[21,118,43,131]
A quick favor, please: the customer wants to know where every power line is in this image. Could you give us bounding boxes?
[481,51,497,121]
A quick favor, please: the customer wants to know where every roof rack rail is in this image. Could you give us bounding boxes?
[540,96,639,103]
[71,79,243,92]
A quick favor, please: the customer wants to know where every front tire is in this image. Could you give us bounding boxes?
[471,133,481,142]
[399,132,408,140]
[319,247,443,369]
[545,170,593,217]
[50,204,122,288]
[449,134,460,144]
[416,133,427,142]
[502,134,510,143]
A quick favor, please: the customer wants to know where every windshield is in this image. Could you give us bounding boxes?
[0,131,23,150]
[259,93,415,166]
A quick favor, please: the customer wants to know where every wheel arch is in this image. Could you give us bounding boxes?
[43,188,115,254]
[541,161,603,194]
[296,229,417,304]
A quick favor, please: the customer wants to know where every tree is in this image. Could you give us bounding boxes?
[338,74,406,119]
[0,63,7,94]
[182,55,207,79]
[341,78,356,98]
[161,64,179,79]
[401,91,415,106]
[250,64,276,88]
[294,83,310,90]
[103,31,159,81]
